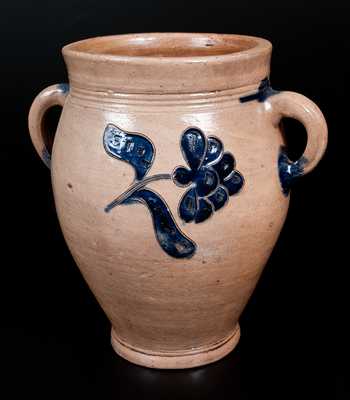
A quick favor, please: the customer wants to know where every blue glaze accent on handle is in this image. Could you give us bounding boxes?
[57,83,70,94]
[278,147,308,196]
[239,77,279,103]
[42,148,51,168]
[103,124,155,181]
[123,189,197,259]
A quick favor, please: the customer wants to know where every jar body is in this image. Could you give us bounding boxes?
[28,33,328,369]
[51,87,289,366]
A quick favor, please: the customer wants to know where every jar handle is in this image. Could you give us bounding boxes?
[28,83,69,169]
[269,91,328,175]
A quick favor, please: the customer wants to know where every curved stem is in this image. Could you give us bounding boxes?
[105,173,172,213]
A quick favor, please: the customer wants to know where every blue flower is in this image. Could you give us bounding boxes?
[172,128,244,223]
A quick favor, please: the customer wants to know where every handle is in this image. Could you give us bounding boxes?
[28,83,69,168]
[269,91,328,176]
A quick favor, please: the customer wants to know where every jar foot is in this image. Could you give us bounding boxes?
[110,324,240,369]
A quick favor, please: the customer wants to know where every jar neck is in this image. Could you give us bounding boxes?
[67,81,271,109]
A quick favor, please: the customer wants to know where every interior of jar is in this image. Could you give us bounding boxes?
[67,33,258,58]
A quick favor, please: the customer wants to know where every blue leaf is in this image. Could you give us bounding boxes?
[204,136,223,165]
[103,124,154,181]
[126,189,196,258]
[180,128,207,171]
[208,186,229,210]
[179,187,198,223]
[195,167,219,197]
[195,198,213,223]
[223,171,244,196]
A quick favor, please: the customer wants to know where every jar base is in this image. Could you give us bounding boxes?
[110,324,240,369]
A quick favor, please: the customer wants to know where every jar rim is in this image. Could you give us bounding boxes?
[62,33,272,94]
[63,32,271,62]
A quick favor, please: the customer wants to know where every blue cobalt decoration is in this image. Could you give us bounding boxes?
[103,124,155,181]
[278,146,307,196]
[57,83,70,94]
[173,128,244,224]
[104,125,244,259]
[239,77,279,103]
[123,189,196,259]
[103,124,196,259]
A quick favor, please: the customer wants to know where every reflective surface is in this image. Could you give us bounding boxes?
[2,312,330,400]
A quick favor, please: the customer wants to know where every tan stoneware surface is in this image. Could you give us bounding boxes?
[28,33,328,369]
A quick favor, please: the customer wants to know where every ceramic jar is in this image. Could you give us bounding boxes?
[28,33,327,369]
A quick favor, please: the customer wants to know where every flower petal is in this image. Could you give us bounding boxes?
[212,152,236,182]
[195,167,219,197]
[223,171,244,196]
[208,186,229,211]
[195,198,213,223]
[179,187,198,223]
[172,166,193,187]
[204,136,223,165]
[180,128,207,171]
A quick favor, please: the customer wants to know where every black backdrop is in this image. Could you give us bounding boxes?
[0,1,345,399]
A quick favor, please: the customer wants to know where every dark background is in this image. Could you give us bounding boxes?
[0,1,345,398]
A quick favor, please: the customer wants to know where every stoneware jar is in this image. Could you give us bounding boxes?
[28,33,328,369]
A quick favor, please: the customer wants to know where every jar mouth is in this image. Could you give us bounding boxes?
[62,33,272,94]
[63,33,266,60]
